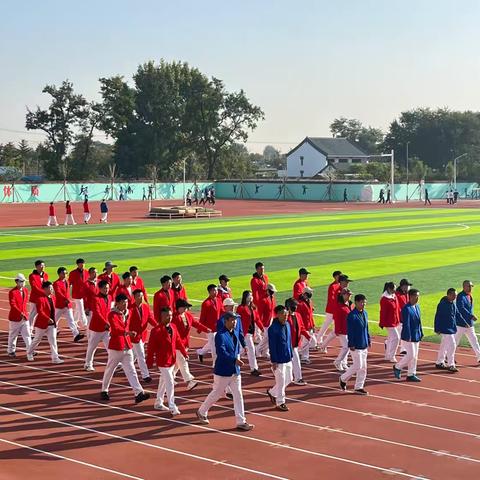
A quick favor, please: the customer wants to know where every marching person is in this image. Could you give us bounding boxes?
[83,266,98,326]
[393,289,423,382]
[26,281,63,364]
[47,202,59,226]
[98,261,120,296]
[153,275,174,322]
[196,311,254,431]
[100,199,109,223]
[83,198,91,224]
[396,278,412,355]
[293,267,310,300]
[53,267,84,342]
[129,289,157,383]
[379,282,400,362]
[130,266,148,303]
[267,305,293,411]
[332,287,354,371]
[236,290,263,376]
[147,306,187,415]
[171,271,188,306]
[316,270,342,349]
[285,298,309,386]
[84,280,111,371]
[7,274,31,357]
[68,258,89,328]
[217,274,232,302]
[339,294,370,394]
[455,280,480,362]
[250,261,269,316]
[28,260,49,328]
[255,283,277,359]
[172,298,209,390]
[100,293,150,404]
[116,272,134,305]
[196,284,223,365]
[434,288,459,372]
[297,287,316,364]
[64,200,76,225]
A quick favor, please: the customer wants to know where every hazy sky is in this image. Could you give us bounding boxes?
[1,0,480,153]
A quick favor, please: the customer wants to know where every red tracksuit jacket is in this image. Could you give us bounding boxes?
[8,287,29,321]
[129,303,157,343]
[83,280,98,311]
[236,304,263,336]
[172,310,208,349]
[28,271,48,303]
[199,295,224,332]
[297,298,314,330]
[171,284,187,306]
[89,294,112,333]
[35,295,56,329]
[107,309,133,351]
[97,272,120,295]
[146,322,187,368]
[287,312,310,348]
[326,282,341,314]
[292,279,306,300]
[53,279,72,309]
[257,294,276,328]
[68,268,88,299]
[334,301,354,335]
[250,273,269,306]
[132,276,148,303]
[153,288,175,322]
[379,295,400,328]
[116,285,134,306]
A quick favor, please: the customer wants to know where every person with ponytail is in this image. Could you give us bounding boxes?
[379,282,400,362]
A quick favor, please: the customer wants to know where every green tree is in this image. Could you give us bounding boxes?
[330,117,384,154]
[0,142,20,168]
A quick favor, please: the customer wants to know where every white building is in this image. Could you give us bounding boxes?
[286,137,369,178]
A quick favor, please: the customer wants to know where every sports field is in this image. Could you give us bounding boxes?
[1,206,479,341]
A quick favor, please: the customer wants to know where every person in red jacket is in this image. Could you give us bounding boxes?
[172,298,209,390]
[7,273,31,357]
[28,260,49,328]
[64,200,76,225]
[293,267,310,300]
[237,290,263,376]
[84,280,111,371]
[83,199,91,224]
[116,272,134,305]
[196,284,223,365]
[153,275,174,322]
[97,261,120,295]
[297,287,316,364]
[333,288,354,371]
[147,306,188,415]
[250,261,269,316]
[68,258,89,328]
[83,266,98,326]
[255,283,277,358]
[130,266,148,303]
[171,271,187,307]
[26,281,63,363]
[316,270,342,348]
[129,289,157,383]
[380,282,401,362]
[47,202,59,226]
[217,274,232,302]
[100,293,150,404]
[53,267,84,342]
[286,297,310,385]
[396,278,412,355]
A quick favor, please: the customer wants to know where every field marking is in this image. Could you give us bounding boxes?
[0,434,144,480]
[0,377,422,480]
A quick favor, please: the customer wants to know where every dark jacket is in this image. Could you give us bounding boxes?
[216,313,246,348]
[401,303,423,342]
[456,291,474,327]
[434,297,458,334]
[346,308,370,349]
[268,318,293,364]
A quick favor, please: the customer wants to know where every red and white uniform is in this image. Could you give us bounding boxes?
[85,293,112,370]
[83,280,98,312]
[68,268,88,300]
[296,298,315,362]
[97,272,120,295]
[293,278,307,300]
[153,288,175,323]
[333,301,354,369]
[196,295,224,366]
[27,270,48,327]
[64,203,76,225]
[53,278,79,340]
[83,201,91,223]
[317,281,340,342]
[395,289,409,354]
[7,286,31,355]
[217,285,232,303]
[237,303,263,371]
[47,205,58,226]
[171,283,187,306]
[381,293,401,361]
[116,285,134,306]
[129,302,156,380]
[288,311,311,382]
[250,273,269,307]
[132,275,148,303]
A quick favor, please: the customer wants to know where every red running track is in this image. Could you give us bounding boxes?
[0,289,479,479]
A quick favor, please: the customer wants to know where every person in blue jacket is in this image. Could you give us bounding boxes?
[196,312,254,431]
[455,280,480,363]
[339,294,370,395]
[394,289,423,382]
[267,305,293,411]
[100,199,109,223]
[434,288,459,372]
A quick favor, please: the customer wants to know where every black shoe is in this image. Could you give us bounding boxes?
[135,392,151,404]
[142,376,152,384]
[400,350,407,356]
[435,363,447,370]
[354,388,368,395]
[198,354,204,364]
[7,352,16,358]
[276,403,289,412]
[447,366,459,373]
[225,392,233,400]
[250,369,261,377]
[100,391,110,401]
[266,388,276,405]
[339,379,347,391]
[74,333,85,343]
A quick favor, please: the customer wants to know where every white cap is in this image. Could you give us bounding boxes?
[302,286,314,295]
[223,297,237,306]
[267,283,277,292]
[15,273,26,282]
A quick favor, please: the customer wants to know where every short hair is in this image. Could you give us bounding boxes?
[132,289,143,296]
[129,266,138,273]
[76,258,85,264]
[88,266,96,273]
[332,270,342,277]
[42,281,52,288]
[122,272,132,280]
[255,262,264,269]
[160,306,172,313]
[57,267,67,275]
[115,293,128,302]
[447,287,456,295]
[207,283,217,292]
[285,297,298,310]
[34,260,44,266]
[274,305,286,314]
[172,271,181,279]
[354,294,366,302]
[408,288,420,297]
[160,275,172,284]
[383,282,395,293]
[223,311,236,321]
[98,280,109,288]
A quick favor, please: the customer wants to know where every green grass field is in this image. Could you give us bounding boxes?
[1,207,480,343]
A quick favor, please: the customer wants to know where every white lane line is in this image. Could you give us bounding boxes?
[0,435,144,480]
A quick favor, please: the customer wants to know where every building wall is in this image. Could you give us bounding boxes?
[286,142,327,177]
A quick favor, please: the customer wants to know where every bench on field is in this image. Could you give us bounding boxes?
[147,205,222,219]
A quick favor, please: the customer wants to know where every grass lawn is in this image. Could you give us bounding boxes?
[1,207,480,343]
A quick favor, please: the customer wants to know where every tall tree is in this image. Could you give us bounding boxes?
[330,117,384,154]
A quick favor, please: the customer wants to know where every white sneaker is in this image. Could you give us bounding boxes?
[154,402,169,411]
[27,355,34,362]
[196,410,209,425]
[84,365,95,372]
[333,361,345,372]
[170,407,181,416]
[52,358,64,364]
[186,380,198,391]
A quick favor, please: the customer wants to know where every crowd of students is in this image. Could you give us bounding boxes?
[7,259,480,431]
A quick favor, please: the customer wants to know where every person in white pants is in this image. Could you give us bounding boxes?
[332,287,353,371]
[64,201,76,225]
[340,294,370,394]
[296,287,315,364]
[68,258,89,329]
[455,280,480,363]
[100,199,109,223]
[267,305,294,411]
[379,282,401,362]
[197,312,254,431]
[100,294,150,404]
[285,297,309,385]
[394,289,423,382]
[47,202,59,226]
[28,260,49,328]
[7,274,32,357]
[434,288,460,372]
[26,281,63,364]
[146,307,187,415]
[396,279,413,355]
[83,199,91,223]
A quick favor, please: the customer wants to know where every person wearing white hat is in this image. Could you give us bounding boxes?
[7,274,32,357]
[255,283,277,359]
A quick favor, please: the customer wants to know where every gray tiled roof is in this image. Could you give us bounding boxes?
[308,137,368,157]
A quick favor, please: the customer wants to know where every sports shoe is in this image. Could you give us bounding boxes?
[154,402,169,411]
[142,376,152,384]
[170,407,181,416]
[339,379,347,391]
[250,369,261,376]
[276,403,289,412]
[100,391,110,401]
[334,361,345,372]
[186,380,198,391]
[196,410,209,425]
[237,422,254,431]
[393,366,401,379]
[74,333,85,343]
[225,392,233,400]
[318,347,328,354]
[300,358,311,365]
[447,366,459,373]
[266,388,276,405]
[293,378,307,386]
[52,358,64,364]
[27,354,34,362]
[406,375,421,382]
[134,392,151,404]
[198,353,204,364]
[84,365,95,372]
[7,352,16,358]
[354,388,368,395]
[435,363,447,370]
